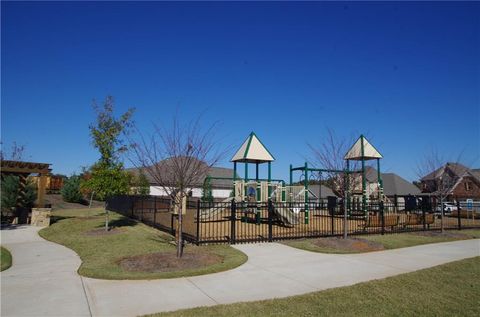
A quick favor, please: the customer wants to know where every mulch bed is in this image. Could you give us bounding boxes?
[118,250,223,273]
[409,231,470,239]
[313,237,385,252]
[83,227,126,236]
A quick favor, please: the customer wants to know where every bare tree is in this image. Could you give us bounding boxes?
[129,114,225,257]
[307,128,361,198]
[416,148,465,233]
[0,142,27,161]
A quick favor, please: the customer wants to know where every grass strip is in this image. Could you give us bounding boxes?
[149,256,480,317]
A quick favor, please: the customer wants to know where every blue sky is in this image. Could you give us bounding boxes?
[2,1,479,182]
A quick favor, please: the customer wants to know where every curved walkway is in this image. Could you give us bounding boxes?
[1,226,479,317]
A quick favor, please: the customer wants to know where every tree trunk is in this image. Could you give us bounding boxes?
[175,194,184,258]
[177,210,183,258]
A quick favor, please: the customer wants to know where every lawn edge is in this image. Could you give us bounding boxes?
[38,216,249,281]
[0,246,13,272]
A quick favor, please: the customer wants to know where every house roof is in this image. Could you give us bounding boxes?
[344,135,382,161]
[308,184,338,198]
[364,166,379,182]
[206,166,239,188]
[352,167,420,196]
[469,168,480,182]
[231,132,275,163]
[381,173,421,196]
[420,162,470,181]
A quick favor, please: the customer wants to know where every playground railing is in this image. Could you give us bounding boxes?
[106,195,480,245]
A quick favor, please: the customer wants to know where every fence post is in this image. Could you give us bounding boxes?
[457,199,461,230]
[380,201,385,235]
[343,196,348,239]
[230,199,236,245]
[131,196,135,217]
[268,200,273,242]
[422,206,426,231]
[196,200,201,245]
[330,204,334,236]
[153,196,157,226]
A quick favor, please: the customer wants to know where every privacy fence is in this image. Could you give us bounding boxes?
[107,195,480,245]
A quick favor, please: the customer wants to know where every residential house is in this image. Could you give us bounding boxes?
[308,184,338,199]
[349,166,421,204]
[419,162,480,201]
[127,157,238,200]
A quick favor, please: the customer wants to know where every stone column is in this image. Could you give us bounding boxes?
[37,174,48,207]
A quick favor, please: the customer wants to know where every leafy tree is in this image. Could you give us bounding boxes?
[1,175,36,221]
[22,180,37,208]
[82,96,135,231]
[201,177,213,203]
[61,175,84,203]
[130,170,150,196]
[90,96,135,166]
[1,175,19,218]
[82,163,131,201]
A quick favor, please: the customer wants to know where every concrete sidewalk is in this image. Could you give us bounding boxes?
[1,226,479,317]
[1,226,91,317]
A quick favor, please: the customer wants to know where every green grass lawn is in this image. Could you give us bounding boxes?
[1,246,12,271]
[363,229,480,249]
[39,208,247,279]
[149,256,480,317]
[283,229,480,254]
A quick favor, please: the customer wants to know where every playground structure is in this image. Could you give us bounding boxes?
[108,133,480,244]
[200,132,385,226]
[109,193,480,245]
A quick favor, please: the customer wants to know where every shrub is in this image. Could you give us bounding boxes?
[1,175,19,217]
[61,175,84,203]
[130,170,150,196]
[22,179,37,208]
[1,175,37,222]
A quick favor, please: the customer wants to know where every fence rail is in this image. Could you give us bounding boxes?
[107,195,480,245]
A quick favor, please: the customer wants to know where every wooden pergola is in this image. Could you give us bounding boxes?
[1,160,52,207]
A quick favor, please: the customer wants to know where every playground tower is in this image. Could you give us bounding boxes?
[344,135,383,211]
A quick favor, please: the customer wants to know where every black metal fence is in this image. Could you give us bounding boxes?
[107,195,480,245]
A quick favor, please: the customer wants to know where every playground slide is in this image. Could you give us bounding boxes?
[199,197,235,220]
[272,205,300,225]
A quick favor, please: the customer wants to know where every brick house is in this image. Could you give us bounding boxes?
[419,163,480,201]
[447,171,480,200]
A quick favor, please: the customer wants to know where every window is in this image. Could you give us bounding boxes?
[464,182,472,191]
